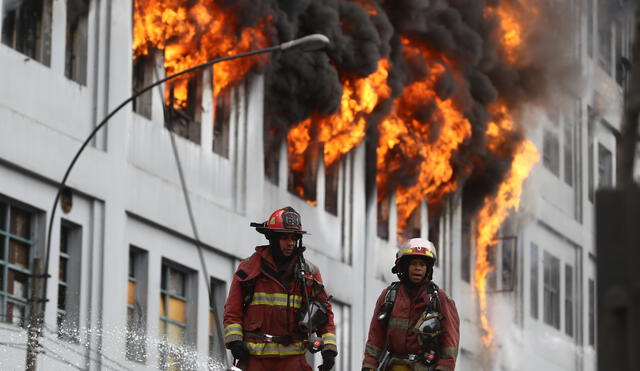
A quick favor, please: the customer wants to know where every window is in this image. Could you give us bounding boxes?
[615,21,629,85]
[57,222,82,342]
[208,277,226,364]
[530,243,539,319]
[588,107,595,202]
[543,251,560,329]
[212,87,231,157]
[598,3,612,74]
[1,0,52,66]
[0,200,34,327]
[263,115,282,185]
[377,195,390,241]
[598,142,613,188]
[587,0,594,57]
[127,247,148,363]
[543,129,560,176]
[325,162,340,216]
[165,74,203,144]
[159,262,194,371]
[461,198,473,283]
[326,301,350,371]
[399,206,421,242]
[565,264,574,337]
[65,0,89,85]
[564,119,574,186]
[132,54,154,119]
[588,278,595,346]
[501,236,516,291]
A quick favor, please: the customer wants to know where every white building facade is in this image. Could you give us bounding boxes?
[0,0,634,370]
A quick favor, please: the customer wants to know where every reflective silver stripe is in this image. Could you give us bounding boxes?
[365,344,382,358]
[388,317,411,330]
[245,341,306,356]
[249,292,303,308]
[224,323,243,337]
[440,346,458,359]
[321,333,337,345]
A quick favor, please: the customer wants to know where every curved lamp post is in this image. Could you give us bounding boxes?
[30,33,330,371]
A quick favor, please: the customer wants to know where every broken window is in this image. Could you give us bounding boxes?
[588,106,595,202]
[460,197,473,283]
[376,195,390,241]
[325,162,340,216]
[530,242,539,319]
[164,74,203,144]
[428,218,440,267]
[543,250,560,329]
[208,277,226,362]
[399,206,421,242]
[212,88,231,158]
[127,246,148,363]
[57,221,82,343]
[288,142,320,206]
[563,118,574,186]
[543,129,560,176]
[65,0,89,85]
[132,54,154,119]
[598,142,613,188]
[564,264,574,337]
[1,0,52,66]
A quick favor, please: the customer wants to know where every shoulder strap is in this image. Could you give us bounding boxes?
[377,281,401,321]
[425,281,441,312]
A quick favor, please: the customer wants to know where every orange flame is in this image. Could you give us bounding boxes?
[133,0,270,108]
[474,110,539,347]
[287,59,391,199]
[486,1,540,65]
[375,43,472,234]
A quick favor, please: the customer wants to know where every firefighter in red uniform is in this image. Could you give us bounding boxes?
[223,207,338,370]
[362,238,460,371]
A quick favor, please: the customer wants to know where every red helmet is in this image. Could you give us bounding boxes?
[252,207,308,235]
[392,238,437,274]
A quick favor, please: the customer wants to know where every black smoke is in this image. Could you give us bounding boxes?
[225,0,578,223]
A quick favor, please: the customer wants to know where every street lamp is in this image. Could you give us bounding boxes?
[28,33,330,371]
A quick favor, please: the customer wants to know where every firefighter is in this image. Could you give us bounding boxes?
[223,207,338,371]
[362,238,460,371]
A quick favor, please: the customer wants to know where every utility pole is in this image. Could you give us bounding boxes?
[25,258,45,371]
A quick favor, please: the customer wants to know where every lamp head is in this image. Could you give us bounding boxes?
[279,34,330,52]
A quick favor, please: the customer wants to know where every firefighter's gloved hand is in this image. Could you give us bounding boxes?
[229,341,249,361]
[318,350,336,370]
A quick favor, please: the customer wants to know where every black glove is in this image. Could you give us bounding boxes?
[229,341,249,361]
[318,350,336,370]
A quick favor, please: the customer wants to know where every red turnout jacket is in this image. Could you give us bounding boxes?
[363,281,460,371]
[223,246,337,358]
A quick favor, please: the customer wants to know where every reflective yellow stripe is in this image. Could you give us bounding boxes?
[440,346,458,359]
[388,317,410,330]
[224,323,243,337]
[365,343,382,358]
[249,292,303,308]
[321,333,337,345]
[245,341,306,356]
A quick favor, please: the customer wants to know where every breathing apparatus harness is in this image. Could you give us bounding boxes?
[240,229,330,354]
[376,280,444,370]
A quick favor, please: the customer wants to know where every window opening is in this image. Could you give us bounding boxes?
[0,200,34,328]
[57,221,82,342]
[127,246,148,363]
[1,0,52,66]
[543,251,560,329]
[64,0,89,85]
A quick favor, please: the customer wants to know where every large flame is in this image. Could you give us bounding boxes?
[474,109,539,347]
[133,0,270,108]
[287,59,391,198]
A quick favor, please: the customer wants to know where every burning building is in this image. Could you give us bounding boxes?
[0,0,635,370]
